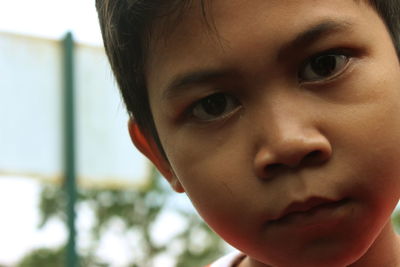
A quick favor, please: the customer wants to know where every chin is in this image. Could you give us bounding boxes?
[253,234,374,267]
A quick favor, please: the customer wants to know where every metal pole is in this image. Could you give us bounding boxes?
[63,32,78,267]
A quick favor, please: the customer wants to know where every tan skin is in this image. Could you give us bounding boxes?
[129,0,400,266]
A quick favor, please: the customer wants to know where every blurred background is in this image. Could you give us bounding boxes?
[0,0,230,266]
[2,1,400,267]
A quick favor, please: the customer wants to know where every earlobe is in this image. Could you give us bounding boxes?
[127,119,184,193]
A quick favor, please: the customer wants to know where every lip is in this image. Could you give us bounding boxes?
[269,197,348,224]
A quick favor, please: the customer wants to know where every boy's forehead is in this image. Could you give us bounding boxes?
[146,0,377,94]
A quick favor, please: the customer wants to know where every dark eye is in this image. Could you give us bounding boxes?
[299,52,350,82]
[191,93,240,121]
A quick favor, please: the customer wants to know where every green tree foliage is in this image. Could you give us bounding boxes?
[17,167,227,267]
[17,247,65,267]
[392,210,400,233]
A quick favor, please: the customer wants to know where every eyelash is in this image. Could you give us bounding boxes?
[184,93,241,123]
[298,48,352,83]
[183,48,353,123]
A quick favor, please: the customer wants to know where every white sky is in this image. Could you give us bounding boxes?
[0,0,103,46]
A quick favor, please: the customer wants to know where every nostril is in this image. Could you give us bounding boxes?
[265,163,286,176]
[256,143,332,180]
[307,150,322,158]
[264,151,323,176]
[303,150,325,165]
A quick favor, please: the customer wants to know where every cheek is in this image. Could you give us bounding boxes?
[168,138,246,210]
[162,120,252,199]
[326,64,400,207]
[164,131,259,236]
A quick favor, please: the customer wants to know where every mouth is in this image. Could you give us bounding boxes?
[269,197,349,225]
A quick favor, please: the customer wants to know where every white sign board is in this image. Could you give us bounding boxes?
[0,32,149,189]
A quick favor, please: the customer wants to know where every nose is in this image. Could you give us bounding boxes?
[253,126,332,180]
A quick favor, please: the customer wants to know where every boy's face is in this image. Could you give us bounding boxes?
[144,0,400,266]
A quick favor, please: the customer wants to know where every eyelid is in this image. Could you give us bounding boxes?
[185,93,241,124]
[298,48,353,84]
[190,105,242,124]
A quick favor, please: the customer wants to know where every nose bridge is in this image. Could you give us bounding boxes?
[271,101,308,146]
[253,92,332,179]
[266,96,312,157]
[260,90,306,142]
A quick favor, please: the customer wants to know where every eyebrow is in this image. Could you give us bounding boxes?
[162,19,354,100]
[162,69,233,99]
[277,19,354,60]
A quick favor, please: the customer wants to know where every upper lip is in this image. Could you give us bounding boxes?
[270,197,340,222]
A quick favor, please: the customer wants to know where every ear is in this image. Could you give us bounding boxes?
[128,118,184,193]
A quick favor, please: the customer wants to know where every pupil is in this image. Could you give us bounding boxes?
[201,94,227,115]
[311,55,337,76]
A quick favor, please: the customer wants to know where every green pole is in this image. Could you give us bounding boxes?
[63,32,78,267]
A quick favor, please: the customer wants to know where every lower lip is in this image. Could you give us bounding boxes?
[268,199,349,231]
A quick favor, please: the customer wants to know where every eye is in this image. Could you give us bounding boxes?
[299,51,350,82]
[190,93,240,121]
